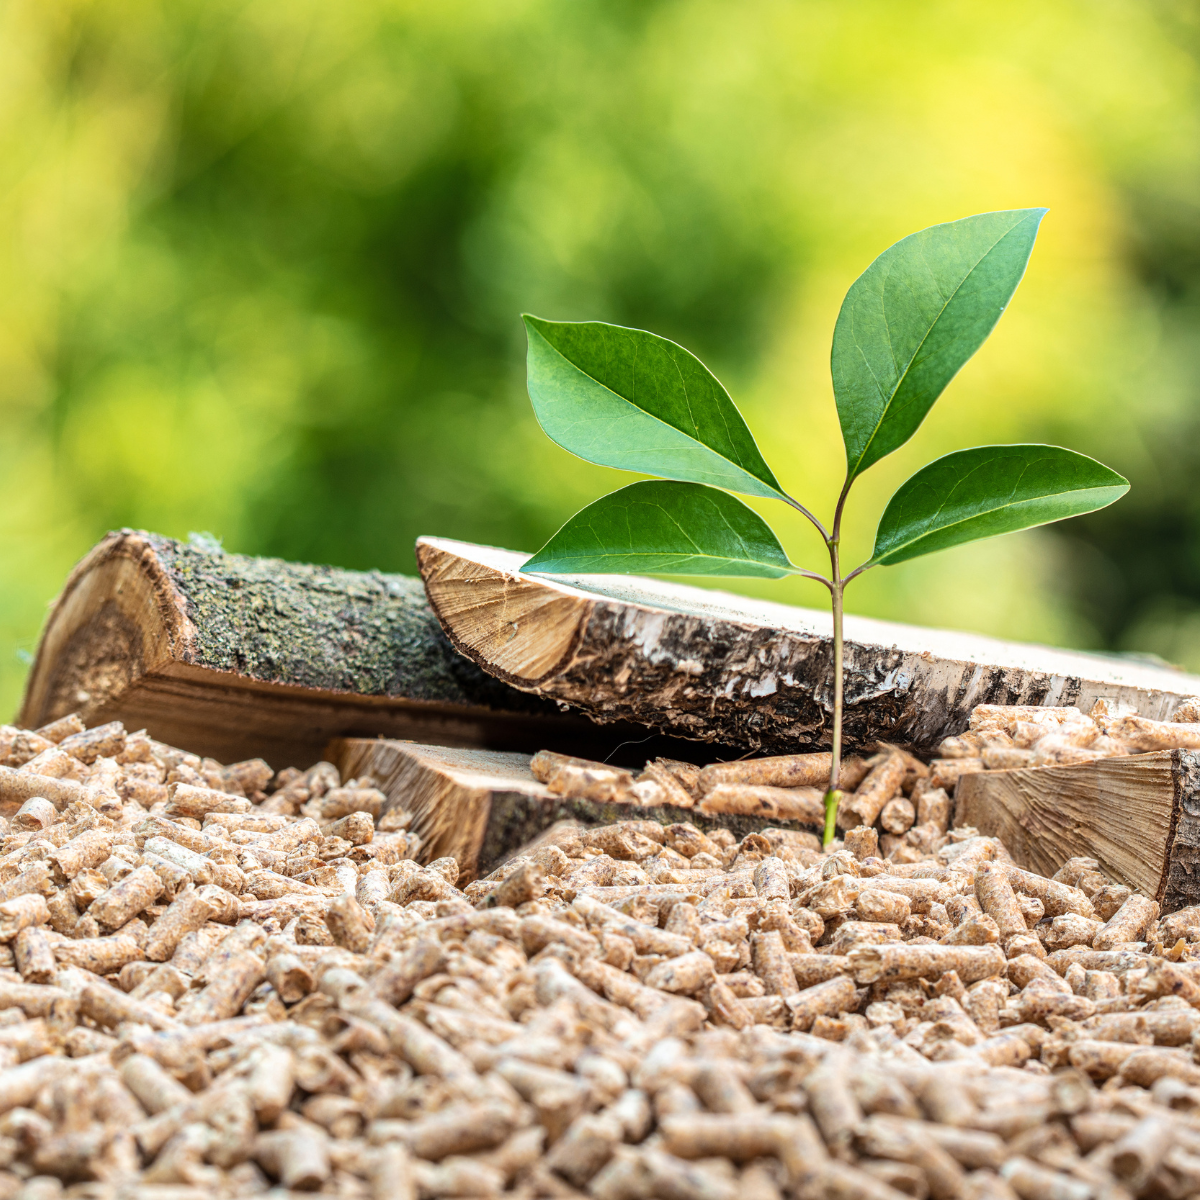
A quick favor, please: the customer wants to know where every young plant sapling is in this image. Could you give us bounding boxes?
[519,209,1129,846]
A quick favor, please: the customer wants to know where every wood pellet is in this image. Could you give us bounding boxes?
[0,717,1199,1196]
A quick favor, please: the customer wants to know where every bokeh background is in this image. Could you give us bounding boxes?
[3,0,1200,716]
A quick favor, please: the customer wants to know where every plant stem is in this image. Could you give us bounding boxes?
[822,478,853,848]
[823,575,844,847]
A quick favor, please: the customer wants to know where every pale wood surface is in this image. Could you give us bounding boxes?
[417,536,1200,756]
[17,531,600,768]
[329,738,824,881]
[955,752,1178,901]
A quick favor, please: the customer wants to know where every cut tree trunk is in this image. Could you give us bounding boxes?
[955,751,1200,912]
[329,738,822,881]
[17,531,634,768]
[417,537,1200,757]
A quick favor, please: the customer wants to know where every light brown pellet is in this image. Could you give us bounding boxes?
[844,827,880,860]
[916,786,952,832]
[141,889,215,962]
[53,934,142,974]
[940,913,1000,946]
[11,798,57,833]
[178,950,266,1024]
[848,943,1006,984]
[974,862,1026,945]
[88,865,162,931]
[79,983,175,1032]
[698,784,825,823]
[165,783,252,820]
[58,721,126,763]
[750,930,797,997]
[0,895,49,942]
[644,951,715,996]
[0,768,88,813]
[52,828,112,878]
[786,975,858,1031]
[857,889,911,924]
[324,893,373,952]
[1093,893,1159,949]
[13,927,55,985]
[841,753,906,828]
[879,796,915,835]
[1004,864,1094,919]
[659,1112,790,1159]
[698,752,836,793]
[35,715,86,745]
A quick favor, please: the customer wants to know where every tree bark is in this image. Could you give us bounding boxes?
[955,751,1200,912]
[329,737,822,881]
[417,536,1200,757]
[17,531,603,768]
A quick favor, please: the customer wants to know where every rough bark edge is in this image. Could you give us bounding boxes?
[1164,750,1200,913]
[419,539,1200,757]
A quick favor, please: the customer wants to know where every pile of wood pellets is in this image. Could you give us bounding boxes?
[0,715,1198,1198]
[935,697,1200,773]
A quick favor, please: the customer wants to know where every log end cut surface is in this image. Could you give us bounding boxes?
[954,752,1178,903]
[418,536,1200,756]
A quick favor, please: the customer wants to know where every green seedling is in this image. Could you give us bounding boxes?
[519,209,1129,846]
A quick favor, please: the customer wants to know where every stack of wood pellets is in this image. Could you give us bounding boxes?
[0,719,1198,1198]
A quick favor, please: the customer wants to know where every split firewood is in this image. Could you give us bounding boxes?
[16,530,626,768]
[416,536,1200,755]
[0,718,1190,1196]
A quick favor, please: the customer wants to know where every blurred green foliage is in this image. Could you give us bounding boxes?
[4,0,1200,716]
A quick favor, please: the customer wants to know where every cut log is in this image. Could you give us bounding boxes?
[328,738,822,881]
[16,531,633,768]
[417,537,1200,757]
[954,751,1200,911]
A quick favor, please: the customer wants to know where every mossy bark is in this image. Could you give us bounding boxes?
[19,531,575,767]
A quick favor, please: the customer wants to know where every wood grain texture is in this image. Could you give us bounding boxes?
[417,536,1200,756]
[16,531,603,768]
[954,753,1176,901]
[954,750,1200,912]
[329,738,825,881]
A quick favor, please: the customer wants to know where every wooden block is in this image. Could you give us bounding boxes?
[16,531,613,768]
[328,738,822,881]
[416,536,1200,756]
[955,751,1200,911]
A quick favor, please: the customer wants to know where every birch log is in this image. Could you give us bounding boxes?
[417,536,1200,756]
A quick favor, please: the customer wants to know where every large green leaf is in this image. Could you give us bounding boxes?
[524,480,793,577]
[523,315,785,500]
[869,444,1129,567]
[833,209,1046,481]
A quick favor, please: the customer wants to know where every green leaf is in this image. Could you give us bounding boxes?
[523,480,794,577]
[523,315,785,500]
[869,444,1129,567]
[833,208,1047,481]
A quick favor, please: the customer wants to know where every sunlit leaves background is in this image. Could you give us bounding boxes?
[2,0,1200,715]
